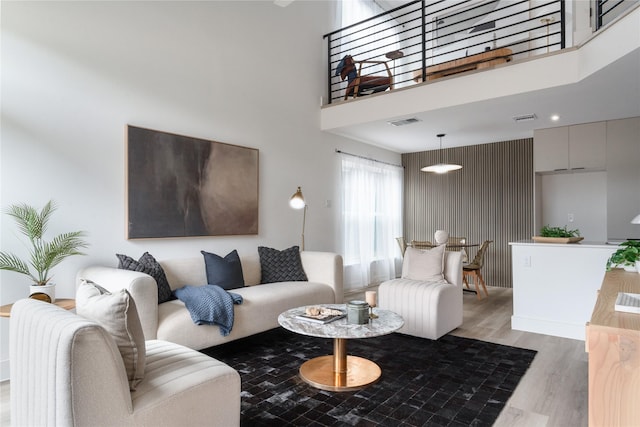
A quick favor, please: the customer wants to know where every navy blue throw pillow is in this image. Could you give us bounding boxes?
[201,250,245,290]
[258,246,308,284]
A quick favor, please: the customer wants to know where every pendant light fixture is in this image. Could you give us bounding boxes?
[421,133,462,174]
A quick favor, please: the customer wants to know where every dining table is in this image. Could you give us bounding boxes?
[408,242,479,249]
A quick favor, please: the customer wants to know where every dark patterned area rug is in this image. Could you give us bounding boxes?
[201,328,536,427]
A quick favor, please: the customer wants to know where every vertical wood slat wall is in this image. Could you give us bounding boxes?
[402,139,534,288]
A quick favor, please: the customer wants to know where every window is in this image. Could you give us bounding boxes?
[340,0,401,60]
[340,153,403,292]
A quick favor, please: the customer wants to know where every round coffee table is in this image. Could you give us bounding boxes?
[278,304,403,392]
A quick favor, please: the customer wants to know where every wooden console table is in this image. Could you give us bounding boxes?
[413,47,513,82]
[586,269,640,426]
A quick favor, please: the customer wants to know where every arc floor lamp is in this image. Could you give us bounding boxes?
[290,186,307,250]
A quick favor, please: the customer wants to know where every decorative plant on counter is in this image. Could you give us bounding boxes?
[540,225,581,238]
[0,200,89,285]
[606,240,640,271]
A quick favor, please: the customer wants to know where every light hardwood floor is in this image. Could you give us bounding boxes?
[454,288,588,427]
[0,287,587,426]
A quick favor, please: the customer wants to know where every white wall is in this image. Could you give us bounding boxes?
[539,171,608,241]
[0,1,401,380]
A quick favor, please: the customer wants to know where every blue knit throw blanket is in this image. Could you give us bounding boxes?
[173,285,243,336]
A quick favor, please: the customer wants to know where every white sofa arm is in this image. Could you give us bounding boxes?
[76,267,159,339]
[300,251,344,303]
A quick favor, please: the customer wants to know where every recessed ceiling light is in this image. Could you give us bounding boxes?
[550,114,560,121]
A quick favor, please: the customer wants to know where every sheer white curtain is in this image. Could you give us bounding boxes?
[340,154,403,292]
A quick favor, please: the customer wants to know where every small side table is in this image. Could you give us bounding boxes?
[0,298,76,318]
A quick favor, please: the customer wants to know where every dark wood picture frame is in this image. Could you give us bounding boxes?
[126,125,259,239]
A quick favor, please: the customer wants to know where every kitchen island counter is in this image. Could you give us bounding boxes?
[511,240,617,248]
[509,240,620,340]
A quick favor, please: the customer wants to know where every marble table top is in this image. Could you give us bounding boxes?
[278,304,404,339]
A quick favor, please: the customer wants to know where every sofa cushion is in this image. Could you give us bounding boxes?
[258,246,308,284]
[117,252,174,303]
[201,250,245,290]
[76,279,146,390]
[401,245,446,282]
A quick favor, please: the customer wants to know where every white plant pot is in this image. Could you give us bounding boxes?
[622,264,637,273]
[636,260,640,274]
[30,283,56,303]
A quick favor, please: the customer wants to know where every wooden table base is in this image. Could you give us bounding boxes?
[299,338,381,392]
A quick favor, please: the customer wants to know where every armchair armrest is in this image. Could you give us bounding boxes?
[300,251,344,303]
[76,267,159,339]
[354,59,394,88]
[443,251,463,288]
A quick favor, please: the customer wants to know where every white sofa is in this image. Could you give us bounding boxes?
[10,298,241,427]
[76,251,343,350]
[378,250,463,340]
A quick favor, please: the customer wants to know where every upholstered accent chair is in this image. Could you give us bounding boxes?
[10,298,241,427]
[379,250,463,340]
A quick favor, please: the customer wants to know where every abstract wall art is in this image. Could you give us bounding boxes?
[126,125,259,238]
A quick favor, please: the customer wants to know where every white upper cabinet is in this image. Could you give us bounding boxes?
[534,127,569,172]
[568,122,607,170]
[534,122,606,173]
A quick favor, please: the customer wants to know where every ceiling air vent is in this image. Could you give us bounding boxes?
[388,117,421,127]
[512,113,537,123]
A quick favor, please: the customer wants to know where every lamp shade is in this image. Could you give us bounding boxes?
[421,133,462,173]
[632,214,640,224]
[289,187,305,209]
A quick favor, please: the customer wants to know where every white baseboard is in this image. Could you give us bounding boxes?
[511,315,586,341]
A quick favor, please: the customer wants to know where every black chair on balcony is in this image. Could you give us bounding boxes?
[335,55,393,100]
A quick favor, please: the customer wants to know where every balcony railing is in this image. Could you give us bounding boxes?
[324,0,566,104]
[596,0,638,29]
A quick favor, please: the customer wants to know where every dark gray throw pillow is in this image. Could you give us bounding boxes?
[116,252,174,304]
[258,246,308,284]
[200,250,245,290]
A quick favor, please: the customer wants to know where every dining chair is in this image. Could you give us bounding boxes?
[410,240,433,249]
[396,237,407,256]
[463,240,493,300]
[446,236,469,263]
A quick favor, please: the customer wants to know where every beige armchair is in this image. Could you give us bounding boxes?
[379,251,463,340]
[10,298,241,427]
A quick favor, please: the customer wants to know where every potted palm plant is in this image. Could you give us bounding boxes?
[606,240,640,272]
[0,200,89,302]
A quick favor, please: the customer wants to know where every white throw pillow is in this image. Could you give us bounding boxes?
[401,245,446,282]
[76,279,146,390]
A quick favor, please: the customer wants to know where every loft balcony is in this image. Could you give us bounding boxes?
[320,0,640,152]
